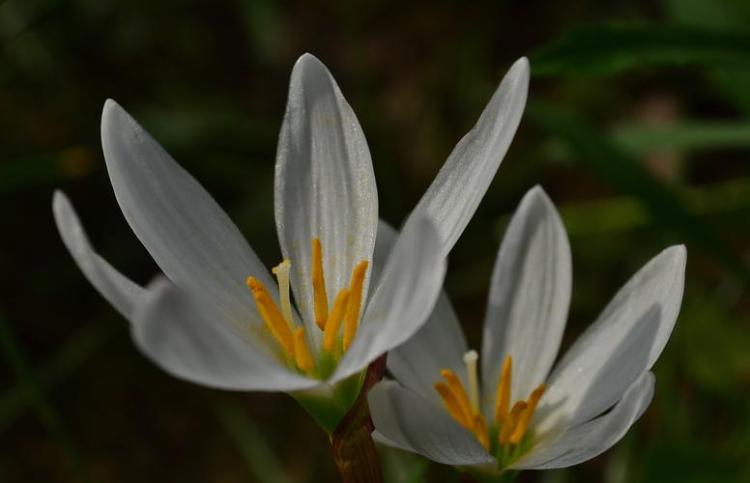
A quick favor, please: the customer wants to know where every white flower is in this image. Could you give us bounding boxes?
[368,186,686,471]
[52,54,529,413]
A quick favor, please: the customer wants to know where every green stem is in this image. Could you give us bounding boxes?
[329,354,386,483]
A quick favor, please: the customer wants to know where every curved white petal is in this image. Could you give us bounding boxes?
[101,100,273,326]
[387,293,468,405]
[275,53,378,347]
[53,191,147,319]
[402,57,529,255]
[513,372,654,470]
[332,216,445,382]
[538,246,686,430]
[481,186,571,408]
[132,277,319,392]
[368,381,494,466]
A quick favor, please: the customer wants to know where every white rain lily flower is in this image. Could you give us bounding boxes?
[53,53,529,428]
[369,186,686,472]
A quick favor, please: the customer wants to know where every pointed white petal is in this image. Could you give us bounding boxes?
[53,191,147,319]
[101,100,273,325]
[132,277,319,392]
[481,186,571,408]
[538,246,685,430]
[387,293,468,405]
[275,53,378,345]
[368,381,494,466]
[402,58,529,255]
[513,372,654,470]
[331,216,445,382]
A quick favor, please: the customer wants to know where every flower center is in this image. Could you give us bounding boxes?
[435,352,545,465]
[246,238,369,378]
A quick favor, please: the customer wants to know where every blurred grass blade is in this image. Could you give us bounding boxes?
[553,176,750,236]
[0,321,120,430]
[612,121,750,155]
[0,313,90,482]
[531,24,750,76]
[215,399,293,483]
[664,0,750,116]
[380,446,428,483]
[527,101,750,286]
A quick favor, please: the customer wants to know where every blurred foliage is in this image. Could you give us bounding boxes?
[1,0,749,482]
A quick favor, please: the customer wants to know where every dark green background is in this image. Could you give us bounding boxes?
[1,0,749,481]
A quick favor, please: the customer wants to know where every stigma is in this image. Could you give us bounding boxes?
[246,238,369,377]
[434,352,545,462]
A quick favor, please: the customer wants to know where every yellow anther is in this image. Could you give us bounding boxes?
[472,413,490,451]
[435,382,472,429]
[499,400,527,445]
[323,289,350,353]
[311,238,329,330]
[510,384,546,444]
[494,356,513,423]
[440,369,474,426]
[272,259,293,324]
[293,327,315,374]
[247,277,295,357]
[343,260,369,351]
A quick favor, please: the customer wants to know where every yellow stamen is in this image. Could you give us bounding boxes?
[293,327,315,374]
[472,413,490,450]
[343,260,369,351]
[271,259,293,325]
[494,356,513,423]
[323,289,350,353]
[499,400,527,445]
[509,384,546,444]
[463,350,480,413]
[311,238,328,330]
[440,369,474,426]
[246,277,295,357]
[435,382,472,428]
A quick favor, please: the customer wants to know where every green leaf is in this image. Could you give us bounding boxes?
[531,24,750,76]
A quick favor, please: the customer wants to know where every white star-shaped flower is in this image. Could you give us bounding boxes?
[369,186,686,472]
[53,54,529,427]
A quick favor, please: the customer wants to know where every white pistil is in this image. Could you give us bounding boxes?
[272,259,293,324]
[463,350,480,413]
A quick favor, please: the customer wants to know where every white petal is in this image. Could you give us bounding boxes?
[275,53,378,345]
[375,220,468,403]
[538,246,686,430]
[368,381,494,466]
[370,220,399,292]
[481,186,571,408]
[402,58,529,255]
[513,372,654,470]
[132,277,319,392]
[331,216,445,382]
[101,100,273,326]
[387,293,468,405]
[53,191,147,319]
